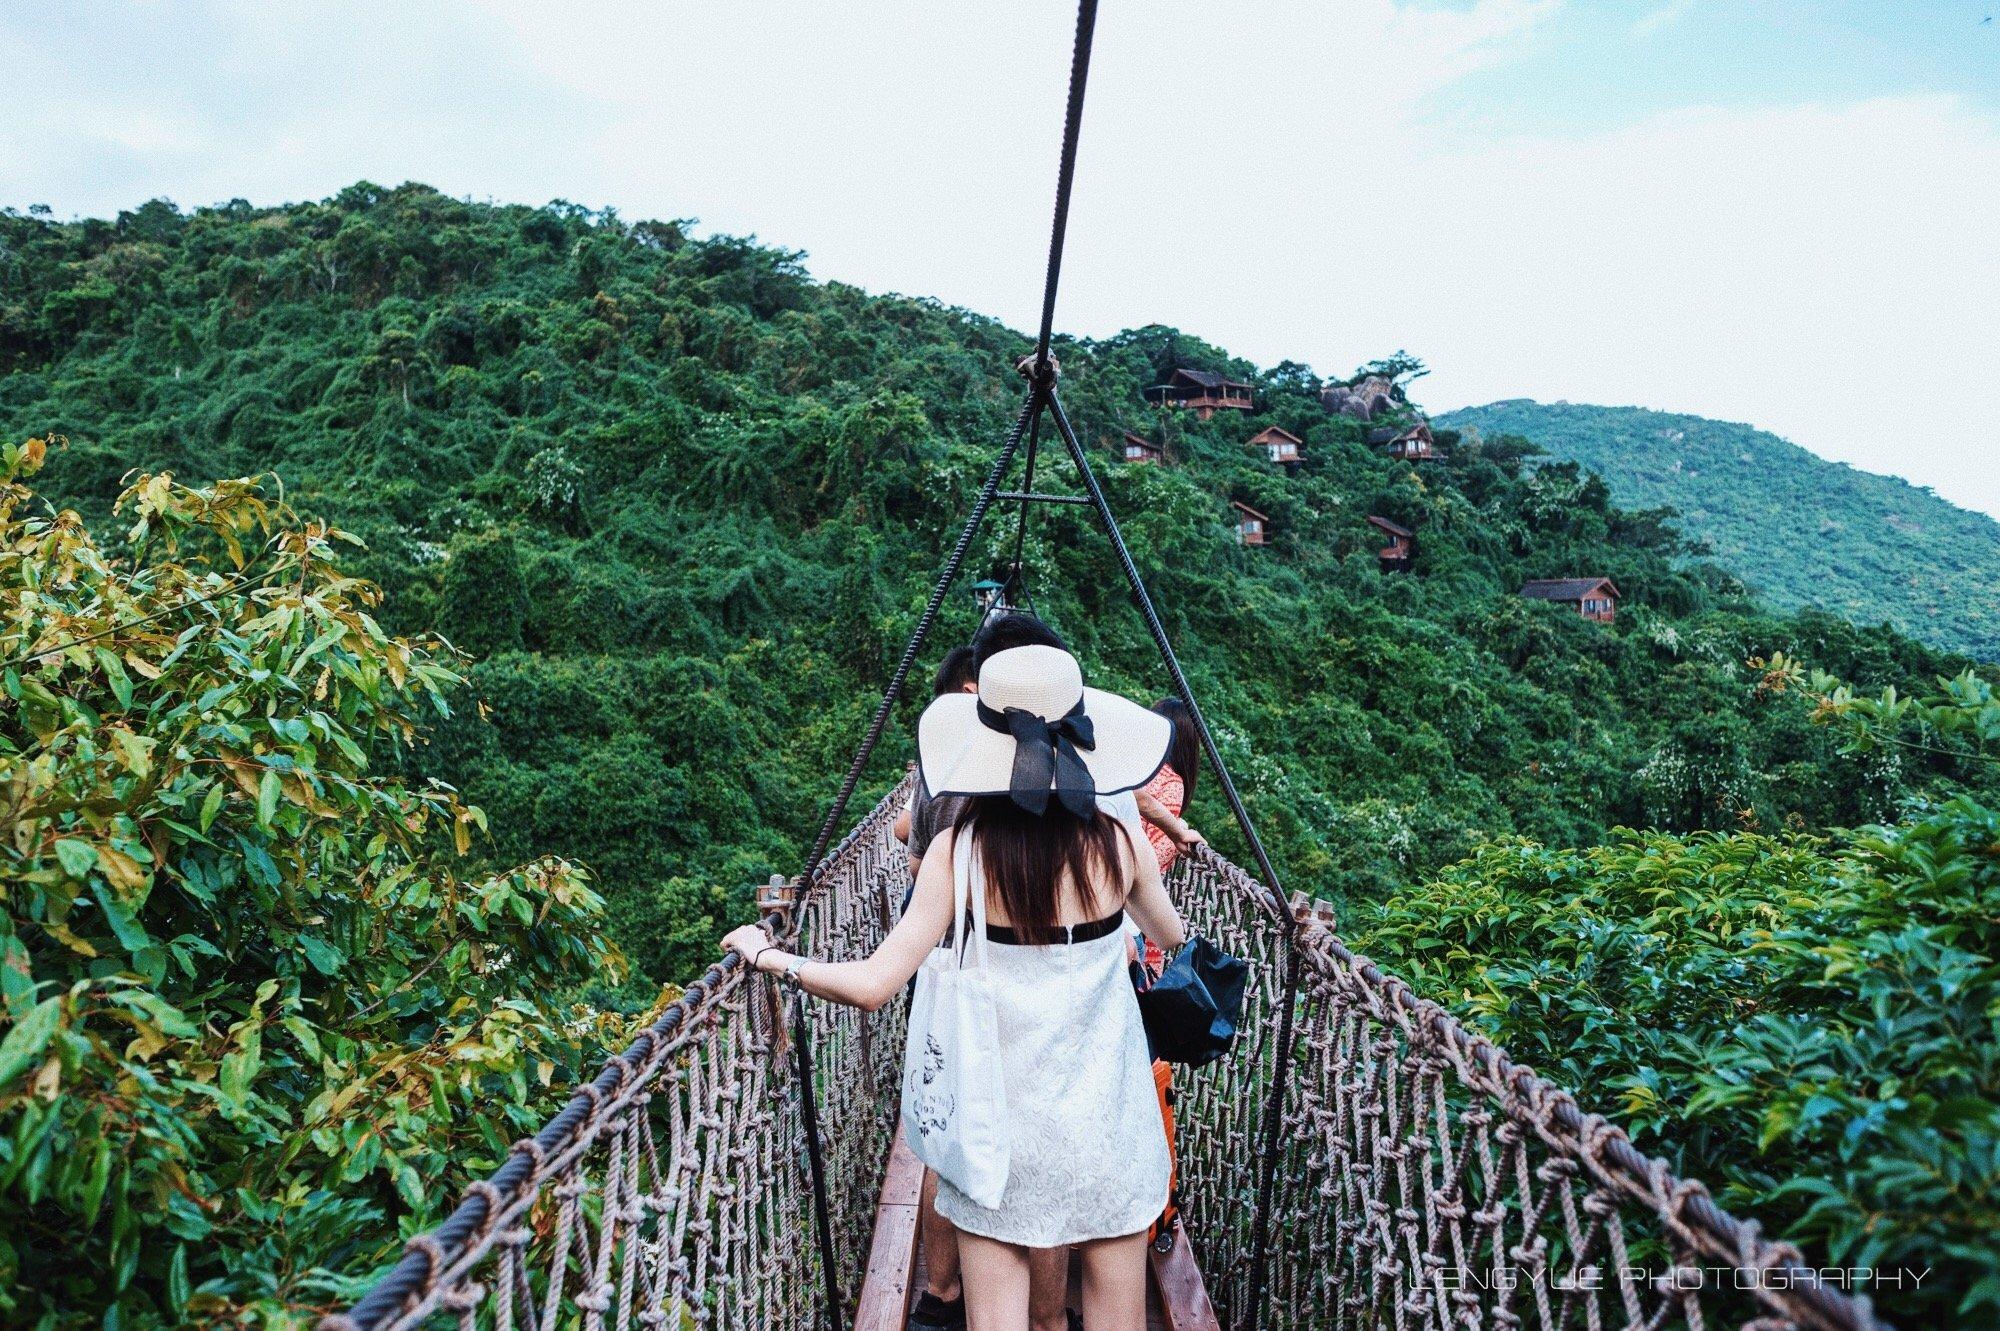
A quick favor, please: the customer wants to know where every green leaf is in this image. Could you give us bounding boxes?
[282,1016,322,1060]
[54,838,97,879]
[0,997,63,1088]
[110,727,154,777]
[257,767,282,829]
[120,990,197,1039]
[92,881,153,956]
[80,1143,112,1227]
[300,935,346,975]
[96,646,133,708]
[199,781,227,832]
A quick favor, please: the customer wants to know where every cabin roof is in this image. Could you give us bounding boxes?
[1121,430,1162,451]
[1365,515,1414,538]
[1393,422,1434,441]
[1520,577,1621,601]
[1248,426,1304,446]
[1231,500,1271,521]
[1169,367,1252,391]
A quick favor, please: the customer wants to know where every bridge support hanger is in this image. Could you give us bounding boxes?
[780,4,1305,1328]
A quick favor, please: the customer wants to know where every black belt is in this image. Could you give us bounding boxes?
[965,909,1126,946]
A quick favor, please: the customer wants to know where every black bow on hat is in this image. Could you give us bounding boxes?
[976,697,1098,819]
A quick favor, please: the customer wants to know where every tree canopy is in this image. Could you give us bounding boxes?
[0,442,623,1327]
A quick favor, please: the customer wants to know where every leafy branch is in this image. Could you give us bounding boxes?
[1750,651,2000,766]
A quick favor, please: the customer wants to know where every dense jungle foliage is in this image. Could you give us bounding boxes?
[1440,399,2000,660]
[0,443,624,1327]
[1353,666,2000,1325]
[2,184,1990,990]
[4,183,1999,1325]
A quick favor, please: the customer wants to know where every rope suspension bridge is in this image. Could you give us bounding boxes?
[320,784,1880,1331]
[317,7,1886,1329]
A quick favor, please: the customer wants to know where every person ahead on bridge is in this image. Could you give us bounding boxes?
[726,641,1186,1331]
[894,644,979,870]
[1135,697,1203,878]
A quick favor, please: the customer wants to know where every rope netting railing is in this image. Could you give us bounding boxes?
[1170,843,1883,1331]
[320,785,912,1331]
[321,786,1883,1331]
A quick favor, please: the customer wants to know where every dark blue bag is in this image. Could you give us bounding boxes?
[1134,935,1249,1067]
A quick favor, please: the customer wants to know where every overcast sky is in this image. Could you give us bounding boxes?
[5,1,1998,516]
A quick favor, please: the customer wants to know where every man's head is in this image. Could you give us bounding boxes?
[932,646,978,697]
[970,612,1067,672]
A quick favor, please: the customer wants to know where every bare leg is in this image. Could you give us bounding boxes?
[1027,1246,1069,1331]
[1078,1231,1149,1331]
[957,1230,1032,1331]
[921,1170,962,1301]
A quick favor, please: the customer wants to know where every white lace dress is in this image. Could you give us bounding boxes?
[931,846,1171,1247]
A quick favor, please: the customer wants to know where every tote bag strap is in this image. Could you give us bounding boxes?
[949,827,993,973]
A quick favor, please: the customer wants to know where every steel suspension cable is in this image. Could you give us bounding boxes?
[797,0,1101,879]
[1031,0,1100,376]
[795,389,1041,887]
[1042,390,1290,921]
[1008,0,1099,600]
[1007,410,1045,595]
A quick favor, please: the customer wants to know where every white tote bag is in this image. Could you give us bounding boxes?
[899,831,1010,1209]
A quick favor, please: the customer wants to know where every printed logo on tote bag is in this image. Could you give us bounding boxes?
[907,1034,956,1139]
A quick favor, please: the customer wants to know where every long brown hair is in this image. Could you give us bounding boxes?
[954,795,1127,944]
[1153,697,1200,805]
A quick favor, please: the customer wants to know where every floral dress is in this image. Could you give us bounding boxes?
[1140,764,1186,877]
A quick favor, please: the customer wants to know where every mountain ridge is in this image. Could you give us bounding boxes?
[1437,398,2000,660]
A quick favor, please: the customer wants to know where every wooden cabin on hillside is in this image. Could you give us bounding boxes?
[1247,426,1305,473]
[1146,368,1254,420]
[1382,421,1438,461]
[1119,430,1165,465]
[1520,577,1621,623]
[1366,515,1415,573]
[1232,500,1270,547]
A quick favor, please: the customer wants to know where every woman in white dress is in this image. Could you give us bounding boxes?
[725,644,1187,1331]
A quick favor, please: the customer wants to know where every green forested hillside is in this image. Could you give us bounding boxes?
[1,184,1989,991]
[1439,399,2000,660]
[6,185,2000,1327]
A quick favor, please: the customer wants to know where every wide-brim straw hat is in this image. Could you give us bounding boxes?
[919,644,1170,814]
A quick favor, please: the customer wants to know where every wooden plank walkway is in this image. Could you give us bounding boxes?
[855,1127,927,1331]
[856,1129,1219,1331]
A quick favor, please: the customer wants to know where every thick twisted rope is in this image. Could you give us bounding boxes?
[1179,842,1885,1331]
